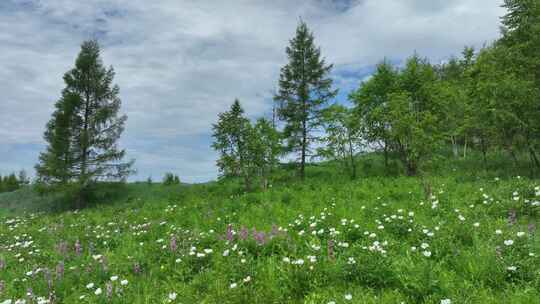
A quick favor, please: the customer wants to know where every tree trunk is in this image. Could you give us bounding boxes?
[300,119,307,180]
[463,138,468,158]
[406,161,417,176]
[451,136,458,158]
[383,140,389,170]
[348,136,357,180]
[480,136,487,168]
[529,147,540,170]
[508,147,519,168]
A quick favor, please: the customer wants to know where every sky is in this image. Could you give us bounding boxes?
[0,0,506,183]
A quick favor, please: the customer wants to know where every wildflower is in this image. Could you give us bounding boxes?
[440,299,451,304]
[86,283,94,289]
[170,236,177,252]
[230,283,237,289]
[223,249,230,257]
[516,231,525,237]
[344,294,352,300]
[504,240,514,246]
[495,229,502,235]
[95,288,102,295]
[243,276,251,283]
[168,292,177,301]
[507,266,517,271]
[473,222,480,227]
[106,282,113,298]
[120,280,128,286]
[422,251,432,257]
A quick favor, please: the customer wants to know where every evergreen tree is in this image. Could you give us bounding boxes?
[0,175,4,193]
[274,21,337,179]
[35,40,133,206]
[5,173,19,192]
[18,170,29,186]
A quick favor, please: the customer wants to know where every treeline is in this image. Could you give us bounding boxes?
[0,171,30,193]
[212,0,540,189]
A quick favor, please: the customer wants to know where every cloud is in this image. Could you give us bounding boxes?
[0,0,505,181]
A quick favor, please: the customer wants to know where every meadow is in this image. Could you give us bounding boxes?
[0,153,539,303]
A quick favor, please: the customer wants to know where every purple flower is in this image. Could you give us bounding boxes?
[508,209,517,226]
[26,287,34,301]
[133,262,141,275]
[239,226,249,241]
[170,236,178,252]
[528,223,536,234]
[327,239,335,261]
[56,241,68,256]
[56,261,65,280]
[106,282,113,298]
[254,231,267,245]
[44,268,53,290]
[74,239,82,255]
[226,224,234,242]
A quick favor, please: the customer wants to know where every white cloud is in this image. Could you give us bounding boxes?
[0,0,505,181]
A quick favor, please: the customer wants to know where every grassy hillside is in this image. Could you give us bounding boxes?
[0,153,539,303]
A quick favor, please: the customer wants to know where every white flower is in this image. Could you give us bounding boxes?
[223,249,230,257]
[504,239,514,246]
[517,231,525,237]
[507,266,517,271]
[168,292,177,301]
[1,300,12,304]
[120,280,128,286]
[495,229,502,235]
[86,283,94,289]
[422,250,432,257]
[473,222,480,227]
[110,276,118,281]
[230,283,237,289]
[95,288,102,295]
[344,294,353,300]
[243,276,251,283]
[440,299,451,304]
[420,243,429,249]
[92,254,102,261]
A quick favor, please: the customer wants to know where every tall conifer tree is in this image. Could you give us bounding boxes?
[36,40,132,205]
[274,21,337,179]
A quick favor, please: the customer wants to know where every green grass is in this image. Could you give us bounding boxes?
[0,152,539,303]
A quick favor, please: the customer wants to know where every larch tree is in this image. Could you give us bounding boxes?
[274,21,337,179]
[36,40,133,206]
